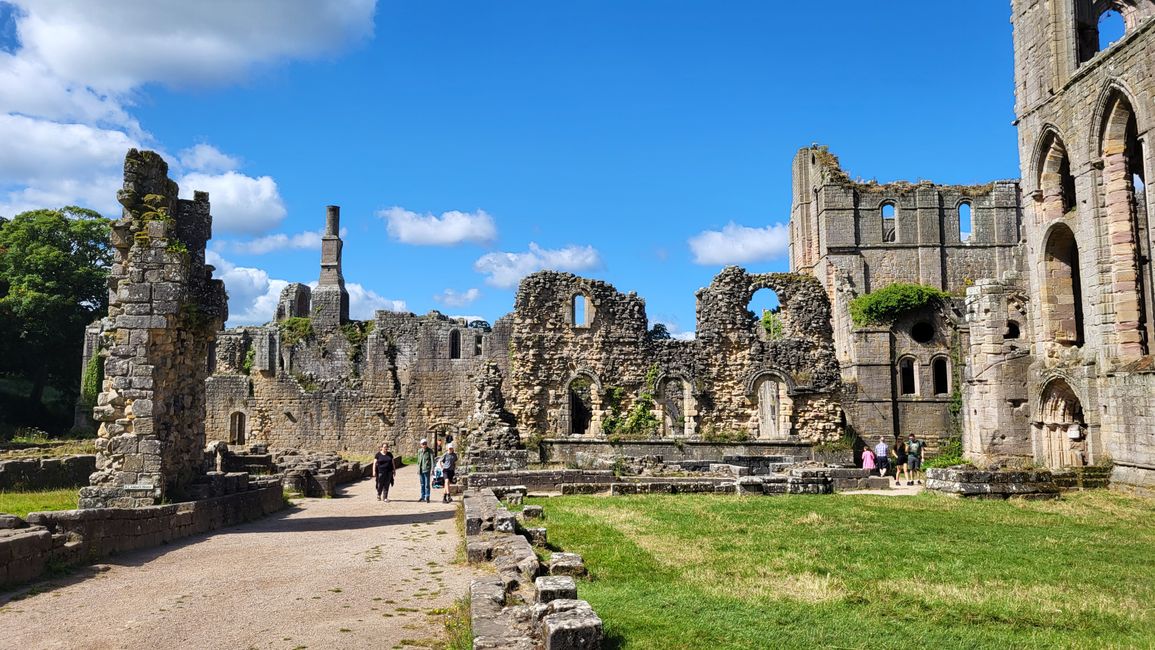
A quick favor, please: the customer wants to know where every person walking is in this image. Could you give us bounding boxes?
[440,443,458,503]
[874,436,890,479]
[861,446,876,473]
[892,438,909,486]
[417,438,435,503]
[372,442,395,502]
[906,433,924,485]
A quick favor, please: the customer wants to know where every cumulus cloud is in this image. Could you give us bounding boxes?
[178,143,241,174]
[205,250,286,326]
[474,243,602,289]
[178,171,287,235]
[688,222,790,265]
[380,207,497,246]
[346,283,407,319]
[217,230,325,255]
[9,0,376,93]
[434,288,481,308]
[0,1,372,223]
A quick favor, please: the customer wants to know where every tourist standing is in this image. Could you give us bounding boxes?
[874,437,890,478]
[417,438,435,503]
[892,438,909,486]
[906,433,924,485]
[440,443,458,503]
[373,442,395,502]
[861,446,876,473]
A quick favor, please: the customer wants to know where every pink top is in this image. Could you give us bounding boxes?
[862,449,876,470]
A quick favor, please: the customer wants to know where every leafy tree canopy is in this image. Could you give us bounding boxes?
[848,283,950,327]
[0,207,111,415]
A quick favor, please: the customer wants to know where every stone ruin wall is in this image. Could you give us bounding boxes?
[507,267,844,444]
[206,308,504,455]
[994,0,1155,489]
[788,145,1024,451]
[83,149,227,508]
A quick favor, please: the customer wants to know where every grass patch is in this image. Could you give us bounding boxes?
[529,491,1155,649]
[0,488,78,517]
[441,595,471,650]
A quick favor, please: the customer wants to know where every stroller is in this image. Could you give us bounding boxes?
[431,461,445,490]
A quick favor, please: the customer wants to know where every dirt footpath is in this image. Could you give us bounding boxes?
[0,465,479,650]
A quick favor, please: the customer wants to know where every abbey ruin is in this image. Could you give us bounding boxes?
[66,0,1154,501]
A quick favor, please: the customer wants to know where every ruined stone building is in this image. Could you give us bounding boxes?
[205,213,846,456]
[788,148,1022,451]
[788,1,1155,493]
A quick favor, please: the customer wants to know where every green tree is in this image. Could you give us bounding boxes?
[0,207,111,425]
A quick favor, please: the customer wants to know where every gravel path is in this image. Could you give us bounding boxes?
[0,465,479,650]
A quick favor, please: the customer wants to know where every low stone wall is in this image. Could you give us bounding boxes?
[1108,464,1155,497]
[925,467,1060,499]
[464,488,603,649]
[467,469,615,491]
[539,439,817,464]
[0,455,96,491]
[0,478,285,589]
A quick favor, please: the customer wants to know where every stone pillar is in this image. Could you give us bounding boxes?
[312,205,349,331]
[81,149,228,508]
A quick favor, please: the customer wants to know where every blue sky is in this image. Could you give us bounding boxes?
[0,1,1021,335]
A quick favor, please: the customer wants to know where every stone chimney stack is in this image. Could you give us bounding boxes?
[312,205,350,330]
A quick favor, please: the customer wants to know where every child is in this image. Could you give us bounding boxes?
[861,446,876,473]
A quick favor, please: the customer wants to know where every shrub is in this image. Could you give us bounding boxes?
[761,309,784,340]
[849,283,950,327]
[923,436,965,469]
[279,317,314,346]
[240,348,255,375]
[80,353,103,408]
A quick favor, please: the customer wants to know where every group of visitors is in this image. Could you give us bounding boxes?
[370,438,459,503]
[861,433,924,485]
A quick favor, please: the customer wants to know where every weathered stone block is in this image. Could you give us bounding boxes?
[535,575,577,603]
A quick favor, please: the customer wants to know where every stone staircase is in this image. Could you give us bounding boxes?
[1051,465,1112,491]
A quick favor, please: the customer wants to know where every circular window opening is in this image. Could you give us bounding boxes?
[910,322,935,343]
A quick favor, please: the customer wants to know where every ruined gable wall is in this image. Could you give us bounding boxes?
[507,268,844,443]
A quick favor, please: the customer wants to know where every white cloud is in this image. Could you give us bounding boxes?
[219,230,325,255]
[380,206,497,246]
[688,222,790,265]
[178,144,240,174]
[474,242,603,289]
[9,1,376,93]
[178,171,287,235]
[650,318,697,341]
[205,250,286,326]
[434,287,481,308]
[314,282,406,320]
[0,1,373,223]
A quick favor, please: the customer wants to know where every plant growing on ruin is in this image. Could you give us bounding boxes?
[341,321,374,363]
[240,348,255,375]
[923,436,965,469]
[701,427,750,443]
[279,317,314,346]
[761,309,784,340]
[165,239,188,256]
[292,371,319,392]
[849,283,950,327]
[80,352,103,409]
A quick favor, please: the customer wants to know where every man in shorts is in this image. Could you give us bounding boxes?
[906,433,924,485]
[874,436,890,478]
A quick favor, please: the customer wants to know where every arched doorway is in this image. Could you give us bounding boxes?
[564,374,599,435]
[229,412,246,445]
[1034,379,1088,468]
[751,374,791,440]
[659,377,693,437]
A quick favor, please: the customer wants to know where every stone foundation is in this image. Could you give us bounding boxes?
[925,467,1060,499]
[0,456,96,492]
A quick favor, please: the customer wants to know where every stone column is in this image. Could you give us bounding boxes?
[80,149,228,508]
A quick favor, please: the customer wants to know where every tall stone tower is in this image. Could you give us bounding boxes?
[312,205,350,330]
[1003,0,1155,489]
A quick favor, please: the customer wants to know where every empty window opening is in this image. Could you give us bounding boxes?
[229,412,246,445]
[749,287,782,340]
[572,294,590,328]
[910,322,935,344]
[899,358,917,396]
[1004,321,1021,339]
[1098,10,1126,51]
[660,378,689,437]
[754,376,790,440]
[1101,93,1151,355]
[474,335,483,356]
[959,202,973,243]
[449,329,461,359]
[881,203,897,242]
[1043,224,1085,347]
[932,358,949,395]
[568,377,594,435]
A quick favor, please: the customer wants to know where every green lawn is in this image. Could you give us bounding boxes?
[528,491,1155,650]
[0,488,78,518]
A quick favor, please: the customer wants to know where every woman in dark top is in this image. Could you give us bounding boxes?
[892,439,909,486]
[373,442,395,502]
[440,442,458,503]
